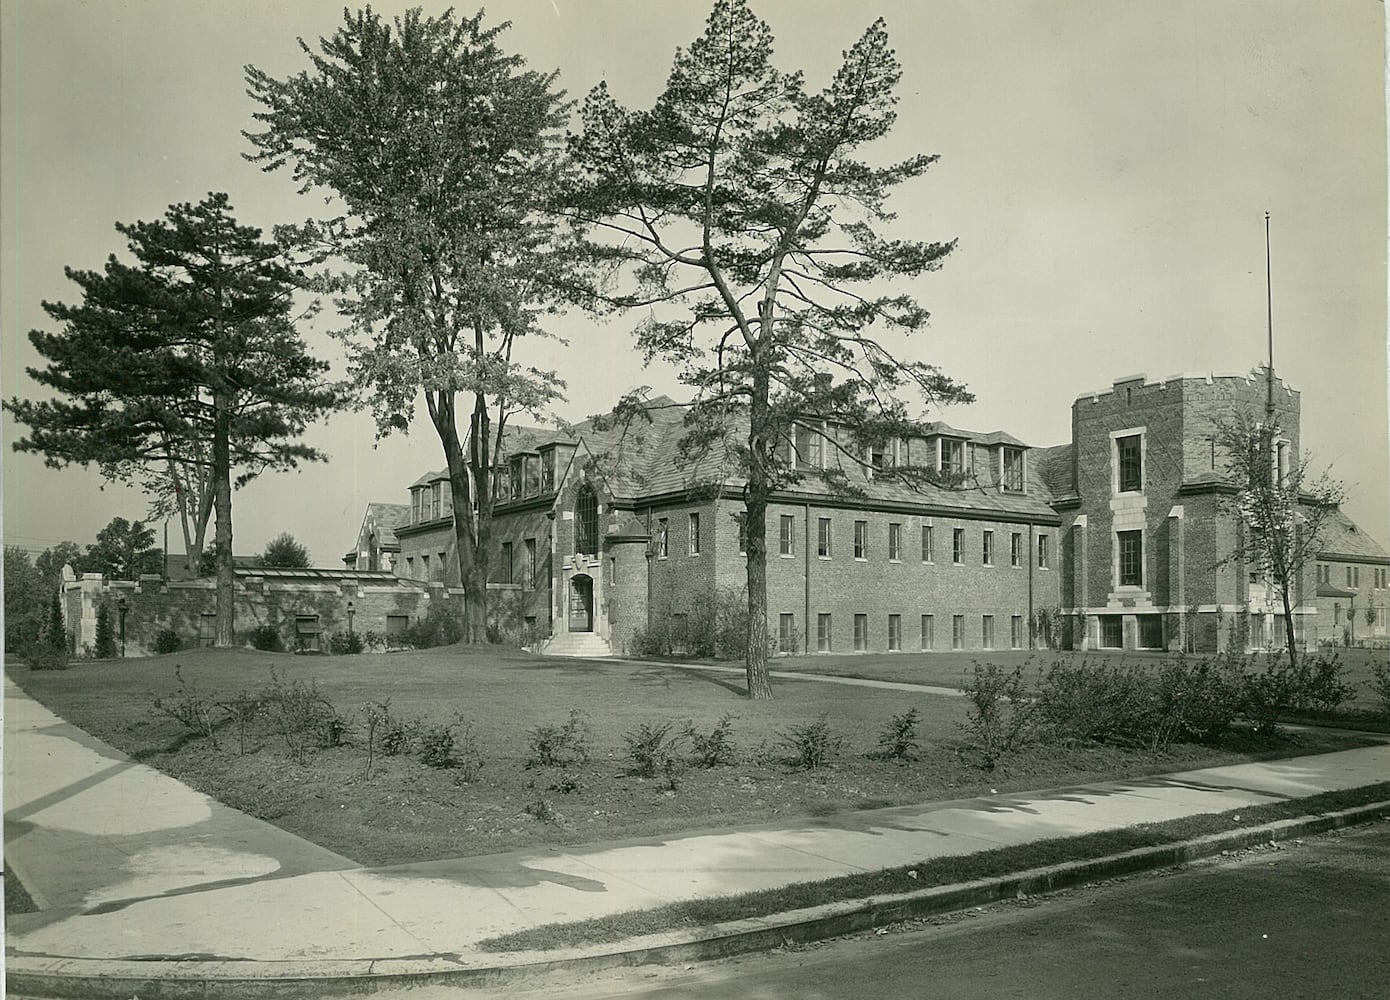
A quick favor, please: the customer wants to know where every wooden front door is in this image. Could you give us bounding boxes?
[569,575,593,632]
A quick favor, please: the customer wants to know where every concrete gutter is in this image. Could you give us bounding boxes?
[10,799,1387,1000]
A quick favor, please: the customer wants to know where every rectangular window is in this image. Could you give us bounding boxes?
[1116,435,1143,493]
[609,555,616,586]
[737,512,747,555]
[1347,566,1353,588]
[437,552,446,582]
[1010,614,1023,649]
[1353,567,1360,588]
[1100,615,1124,649]
[688,513,701,555]
[952,528,964,565]
[888,614,902,651]
[854,520,868,559]
[940,439,964,476]
[818,517,832,558]
[778,613,795,653]
[780,514,795,557]
[406,556,416,578]
[524,538,537,589]
[411,489,421,524]
[1038,534,1050,569]
[294,614,321,653]
[817,613,832,652]
[920,614,934,650]
[888,522,902,561]
[982,614,995,649]
[1002,446,1025,492]
[1138,614,1164,649]
[853,613,868,651]
[421,553,431,579]
[952,614,965,650]
[541,450,556,493]
[499,541,513,584]
[982,530,994,566]
[657,519,669,559]
[921,524,934,563]
[524,456,540,497]
[1010,532,1022,567]
[198,613,217,648]
[794,423,822,469]
[1118,530,1143,587]
[509,456,524,500]
[386,614,409,639]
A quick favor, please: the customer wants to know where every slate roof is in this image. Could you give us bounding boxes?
[485,398,1063,520]
[1319,508,1390,562]
[363,503,410,547]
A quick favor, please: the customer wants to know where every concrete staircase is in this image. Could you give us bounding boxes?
[541,631,613,658]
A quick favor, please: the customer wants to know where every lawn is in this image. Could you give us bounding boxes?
[764,646,1389,712]
[6,646,1375,868]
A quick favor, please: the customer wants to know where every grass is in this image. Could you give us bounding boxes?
[5,646,1377,867]
[477,780,1390,952]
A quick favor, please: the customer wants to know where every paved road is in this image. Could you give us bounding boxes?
[357,821,1390,1000]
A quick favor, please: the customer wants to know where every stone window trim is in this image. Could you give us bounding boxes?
[656,518,669,560]
[952,527,965,566]
[888,614,902,651]
[1116,529,1144,589]
[688,512,701,557]
[888,522,902,562]
[779,514,796,558]
[921,523,934,563]
[1037,533,1050,570]
[817,517,832,559]
[982,529,994,567]
[1010,531,1023,568]
[853,520,869,561]
[1111,427,1146,495]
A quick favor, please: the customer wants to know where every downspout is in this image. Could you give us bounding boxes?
[1028,522,1036,649]
[803,502,811,654]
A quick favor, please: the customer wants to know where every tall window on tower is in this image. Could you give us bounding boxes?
[576,486,599,556]
[1116,435,1143,493]
[1118,530,1143,587]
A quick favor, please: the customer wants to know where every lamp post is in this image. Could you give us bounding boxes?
[347,600,355,637]
[117,597,128,657]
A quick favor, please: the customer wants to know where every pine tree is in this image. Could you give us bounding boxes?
[94,603,117,658]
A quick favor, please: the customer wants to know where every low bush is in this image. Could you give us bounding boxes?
[1037,659,1158,748]
[248,624,283,652]
[401,602,465,649]
[417,716,484,780]
[1370,661,1390,723]
[871,707,921,762]
[776,713,843,771]
[153,665,220,746]
[361,700,391,780]
[622,721,688,780]
[260,671,342,762]
[328,631,365,655]
[960,663,1035,768]
[153,629,182,654]
[379,714,419,756]
[527,709,592,768]
[26,642,69,672]
[1153,657,1245,745]
[1239,653,1352,733]
[218,690,264,755]
[685,713,738,768]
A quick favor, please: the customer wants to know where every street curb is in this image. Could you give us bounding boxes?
[8,800,1389,999]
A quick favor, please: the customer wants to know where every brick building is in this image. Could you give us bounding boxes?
[1314,508,1390,645]
[374,368,1382,657]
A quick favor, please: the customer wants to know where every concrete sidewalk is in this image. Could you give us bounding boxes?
[5,674,1389,993]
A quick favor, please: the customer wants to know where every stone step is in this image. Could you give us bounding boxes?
[541,632,613,658]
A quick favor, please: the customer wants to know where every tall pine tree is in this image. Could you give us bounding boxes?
[7,194,340,645]
[563,1,971,697]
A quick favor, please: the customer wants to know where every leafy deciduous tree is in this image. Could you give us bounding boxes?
[1215,406,1344,668]
[563,0,971,697]
[6,194,341,645]
[261,531,311,568]
[245,8,573,642]
[80,516,163,581]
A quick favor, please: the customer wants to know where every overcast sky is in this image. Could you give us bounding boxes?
[2,0,1385,566]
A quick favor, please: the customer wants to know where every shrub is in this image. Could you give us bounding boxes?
[685,713,738,768]
[401,601,465,649]
[526,709,592,768]
[26,642,69,672]
[872,707,921,762]
[248,624,283,652]
[328,631,365,655]
[776,713,843,771]
[153,665,220,746]
[622,721,688,780]
[419,720,458,768]
[1239,653,1351,733]
[1369,661,1390,723]
[960,663,1035,768]
[525,797,557,823]
[379,714,419,756]
[1153,657,1244,745]
[260,671,341,762]
[218,690,264,755]
[94,604,117,658]
[416,715,483,779]
[1036,659,1157,747]
[153,628,182,654]
[361,700,390,780]
[549,771,583,795]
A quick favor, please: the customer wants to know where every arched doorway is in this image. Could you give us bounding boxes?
[568,574,594,632]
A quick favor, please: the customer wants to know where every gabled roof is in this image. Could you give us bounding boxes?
[1319,508,1390,563]
[362,503,410,546]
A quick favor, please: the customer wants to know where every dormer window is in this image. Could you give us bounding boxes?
[509,455,524,501]
[1002,446,1025,493]
[541,448,556,493]
[523,454,540,497]
[794,422,823,470]
[939,438,964,476]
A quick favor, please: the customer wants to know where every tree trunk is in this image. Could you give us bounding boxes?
[743,370,774,701]
[212,388,235,646]
[433,391,486,644]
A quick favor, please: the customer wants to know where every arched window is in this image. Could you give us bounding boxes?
[576,486,599,556]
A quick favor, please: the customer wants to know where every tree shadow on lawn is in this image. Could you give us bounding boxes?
[508,658,750,697]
